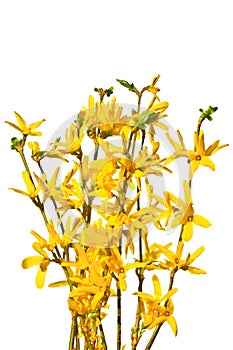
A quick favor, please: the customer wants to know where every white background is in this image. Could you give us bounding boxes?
[0,1,232,349]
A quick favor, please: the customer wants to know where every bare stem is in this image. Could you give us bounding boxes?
[131,136,145,349]
[117,240,122,350]
[69,312,78,350]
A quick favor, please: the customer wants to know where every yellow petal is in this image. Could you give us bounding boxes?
[4,121,22,132]
[22,171,35,195]
[150,101,169,113]
[205,140,220,156]
[200,156,215,170]
[189,246,205,263]
[28,119,45,131]
[193,215,211,228]
[212,143,229,155]
[148,316,167,330]
[182,222,193,242]
[166,315,178,336]
[134,292,154,302]
[36,268,46,288]
[187,267,206,274]
[30,230,47,245]
[91,291,105,310]
[118,274,127,291]
[22,256,42,269]
[88,95,95,108]
[183,180,192,203]
[124,262,147,271]
[196,130,205,155]
[176,241,184,260]
[9,188,30,197]
[32,242,49,259]
[152,274,162,300]
[161,288,178,303]
[48,281,69,288]
[47,221,61,247]
[14,111,26,130]
[190,159,199,176]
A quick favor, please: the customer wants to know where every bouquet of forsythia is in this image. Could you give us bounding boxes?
[5,75,228,350]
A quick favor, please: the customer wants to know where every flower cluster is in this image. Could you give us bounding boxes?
[6,76,228,350]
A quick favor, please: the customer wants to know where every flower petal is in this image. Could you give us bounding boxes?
[91,291,105,310]
[148,316,167,330]
[187,266,206,274]
[4,121,22,132]
[205,140,220,156]
[28,119,46,131]
[9,188,30,197]
[21,256,42,269]
[161,288,178,303]
[189,246,205,264]
[193,215,211,228]
[134,292,154,302]
[152,274,162,300]
[200,156,215,170]
[14,111,26,130]
[22,171,36,195]
[48,281,68,288]
[166,315,178,336]
[182,222,193,242]
[36,268,46,288]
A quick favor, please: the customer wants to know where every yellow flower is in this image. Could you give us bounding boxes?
[154,191,182,228]
[171,181,211,241]
[82,95,124,130]
[33,167,61,204]
[52,123,84,155]
[21,230,51,288]
[9,171,40,199]
[164,129,228,177]
[63,244,112,312]
[163,130,188,167]
[5,111,45,136]
[21,223,64,288]
[61,178,85,209]
[135,275,178,335]
[156,241,206,275]
[28,141,41,154]
[91,159,119,199]
[188,130,228,176]
[108,247,145,291]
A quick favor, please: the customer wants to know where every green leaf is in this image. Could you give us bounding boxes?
[116,79,139,94]
[134,111,159,130]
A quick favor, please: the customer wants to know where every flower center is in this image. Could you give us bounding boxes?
[196,155,201,161]
[188,216,193,222]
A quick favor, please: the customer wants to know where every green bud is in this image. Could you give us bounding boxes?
[116,79,139,94]
[10,137,23,151]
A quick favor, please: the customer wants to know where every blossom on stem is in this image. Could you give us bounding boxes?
[188,130,228,176]
[171,181,211,241]
[9,171,40,199]
[134,275,178,335]
[164,129,228,178]
[5,111,45,136]
[21,230,51,288]
[156,241,206,275]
